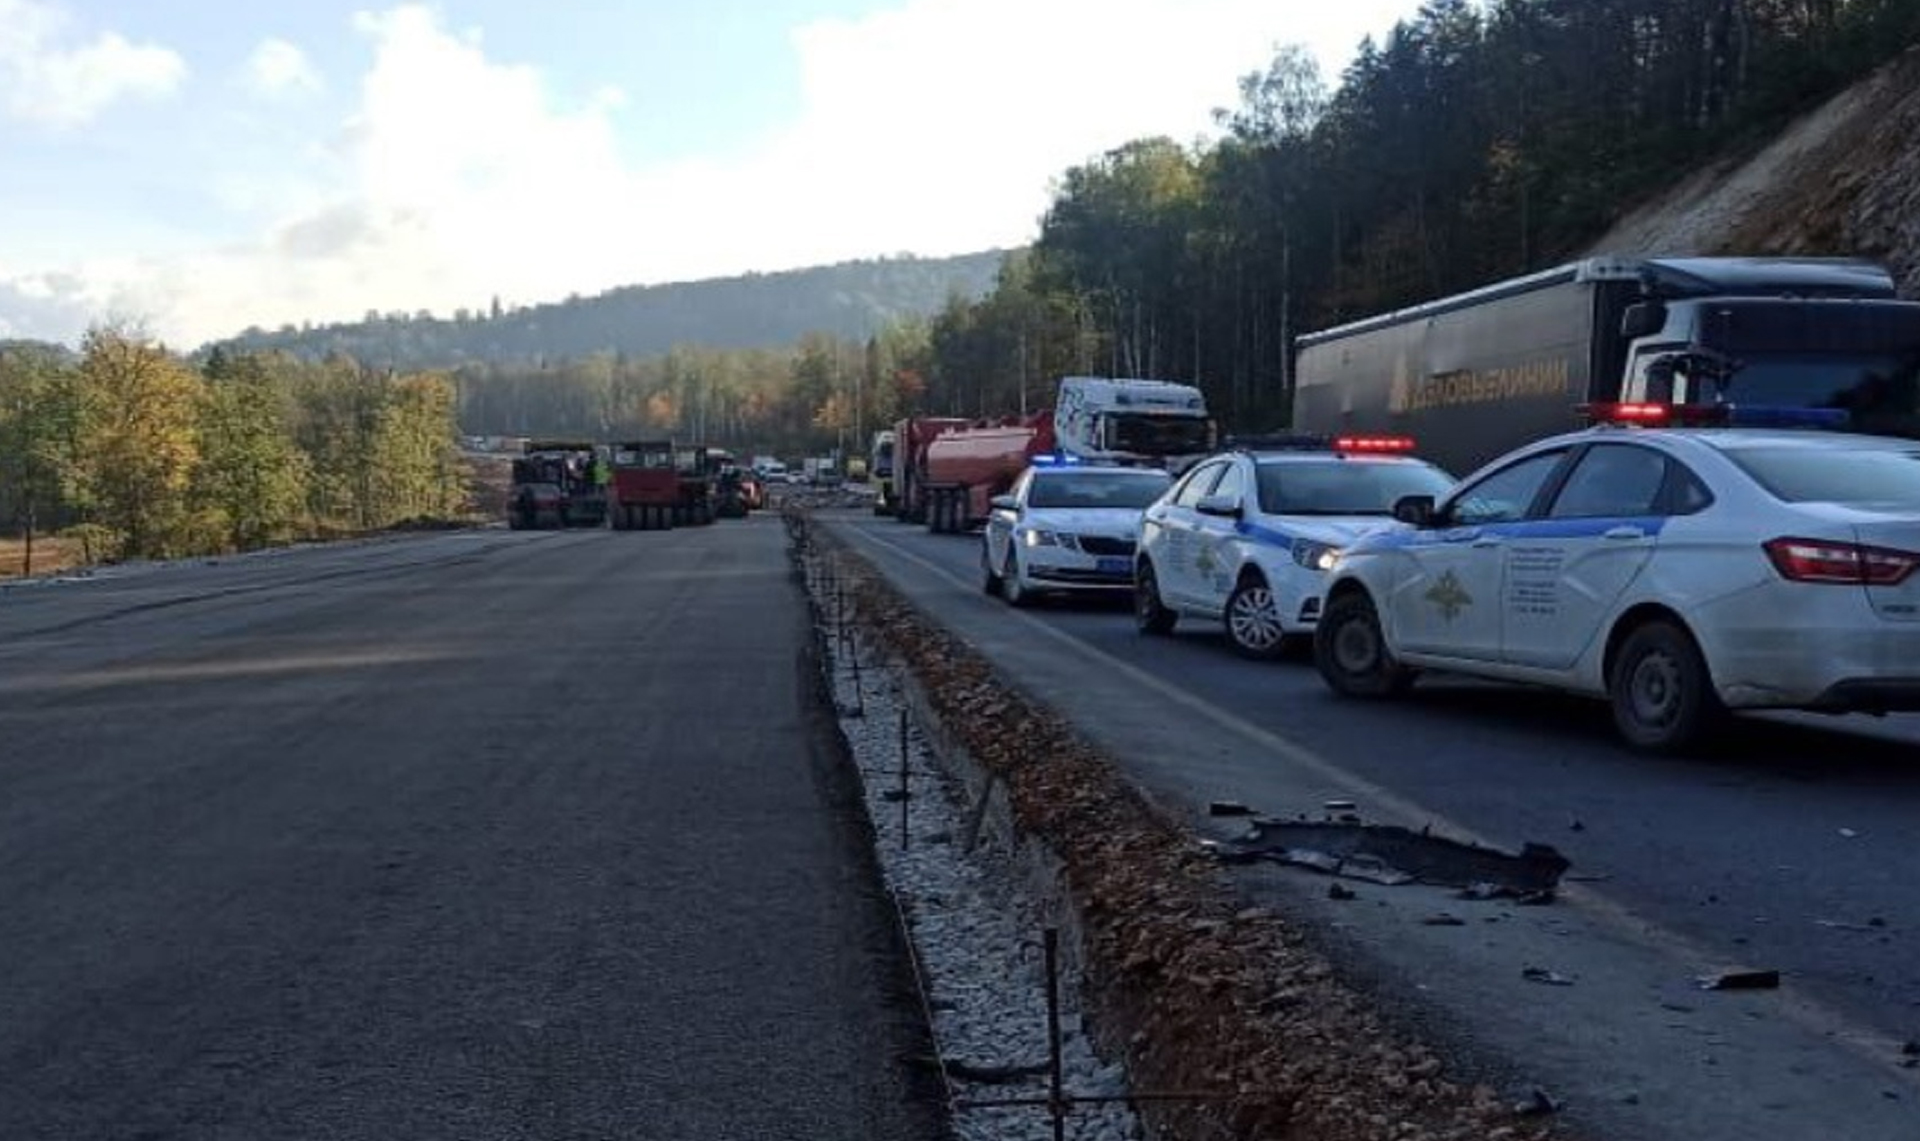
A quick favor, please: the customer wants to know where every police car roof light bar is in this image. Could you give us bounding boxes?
[1582,402,1850,430]
[1333,435,1417,453]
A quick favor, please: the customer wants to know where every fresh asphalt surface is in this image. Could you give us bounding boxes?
[828,508,1920,1141]
[0,520,938,1140]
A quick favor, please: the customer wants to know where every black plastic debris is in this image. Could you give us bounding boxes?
[1327,883,1357,901]
[1213,819,1570,894]
[1697,968,1781,991]
[1421,913,1466,927]
[1522,966,1575,986]
[1208,800,1256,817]
[1513,1088,1561,1116]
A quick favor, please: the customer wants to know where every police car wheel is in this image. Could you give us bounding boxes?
[1315,591,1412,698]
[981,543,1004,597]
[1226,576,1287,660]
[1608,621,1722,753]
[1135,562,1177,635]
[1002,547,1032,607]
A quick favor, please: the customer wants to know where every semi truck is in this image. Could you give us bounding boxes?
[909,376,1217,533]
[1293,256,1920,478]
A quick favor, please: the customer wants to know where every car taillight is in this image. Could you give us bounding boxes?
[1763,537,1920,585]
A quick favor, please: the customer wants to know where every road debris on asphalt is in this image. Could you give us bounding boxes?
[1696,969,1782,991]
[1209,818,1571,896]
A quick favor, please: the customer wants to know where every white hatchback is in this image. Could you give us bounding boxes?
[981,462,1173,606]
[1133,439,1455,657]
[1315,420,1920,751]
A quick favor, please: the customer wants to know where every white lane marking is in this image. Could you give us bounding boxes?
[833,518,1920,1082]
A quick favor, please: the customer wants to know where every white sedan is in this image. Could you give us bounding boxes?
[1133,439,1455,657]
[1314,421,1920,751]
[982,462,1173,606]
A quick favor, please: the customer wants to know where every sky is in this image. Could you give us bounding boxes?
[0,0,1428,347]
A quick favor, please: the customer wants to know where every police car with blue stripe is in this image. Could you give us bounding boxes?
[982,457,1174,606]
[1314,403,1920,752]
[1133,436,1456,657]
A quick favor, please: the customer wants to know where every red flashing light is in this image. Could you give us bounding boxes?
[1581,402,1730,427]
[1334,435,1417,454]
[1764,537,1920,586]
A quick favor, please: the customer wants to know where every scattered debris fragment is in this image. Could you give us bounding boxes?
[1422,913,1467,927]
[1213,819,1570,894]
[1327,883,1357,902]
[1208,800,1256,817]
[1522,966,1576,987]
[1839,828,1860,838]
[1513,1087,1562,1116]
[1815,919,1880,932]
[1697,969,1782,991]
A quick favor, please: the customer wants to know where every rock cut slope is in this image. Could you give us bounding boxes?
[1590,45,1920,293]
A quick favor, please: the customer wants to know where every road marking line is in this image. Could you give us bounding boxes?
[834,518,1920,1083]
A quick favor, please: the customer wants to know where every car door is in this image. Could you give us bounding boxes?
[1387,449,1571,661]
[1146,460,1227,607]
[1187,460,1251,611]
[1500,443,1680,670]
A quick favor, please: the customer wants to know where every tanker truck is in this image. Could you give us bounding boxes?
[913,376,1215,534]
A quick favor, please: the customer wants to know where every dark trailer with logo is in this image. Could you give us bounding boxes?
[1290,257,1917,479]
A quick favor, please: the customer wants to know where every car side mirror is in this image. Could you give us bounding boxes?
[1392,494,1436,526]
[1620,301,1668,340]
[989,494,1018,512]
[1195,493,1242,518]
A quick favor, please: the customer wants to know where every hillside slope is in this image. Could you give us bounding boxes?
[210,250,1009,368]
[1590,45,1920,292]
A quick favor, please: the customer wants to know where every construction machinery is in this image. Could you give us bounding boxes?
[508,440,606,529]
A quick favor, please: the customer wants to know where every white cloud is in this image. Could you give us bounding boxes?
[0,1,1425,346]
[244,37,322,99]
[0,0,186,129]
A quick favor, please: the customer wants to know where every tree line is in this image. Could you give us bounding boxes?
[913,0,1920,431]
[0,333,467,572]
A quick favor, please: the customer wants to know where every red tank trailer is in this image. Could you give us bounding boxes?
[887,416,972,524]
[918,412,1057,533]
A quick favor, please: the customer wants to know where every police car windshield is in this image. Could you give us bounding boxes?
[1724,444,1920,509]
[1255,459,1454,515]
[1028,470,1171,509]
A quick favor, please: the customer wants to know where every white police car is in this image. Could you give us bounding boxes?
[1314,404,1920,751]
[982,459,1173,606]
[1133,437,1455,657]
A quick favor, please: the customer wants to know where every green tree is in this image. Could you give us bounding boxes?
[196,349,312,549]
[72,329,205,559]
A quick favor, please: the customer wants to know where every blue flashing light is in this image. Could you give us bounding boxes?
[1720,405,1851,429]
[1030,452,1083,466]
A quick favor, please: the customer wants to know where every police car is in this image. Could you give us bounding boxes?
[1313,404,1920,752]
[1133,436,1456,657]
[981,459,1173,606]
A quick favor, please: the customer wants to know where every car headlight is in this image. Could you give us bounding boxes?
[1021,527,1062,548]
[1291,539,1343,572]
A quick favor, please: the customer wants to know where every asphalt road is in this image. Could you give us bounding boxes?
[827,508,1920,1141]
[0,521,938,1140]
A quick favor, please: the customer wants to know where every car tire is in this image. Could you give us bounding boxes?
[982,541,1003,597]
[1135,561,1177,635]
[1608,620,1724,753]
[1225,574,1288,660]
[1315,590,1413,698]
[1002,547,1031,607]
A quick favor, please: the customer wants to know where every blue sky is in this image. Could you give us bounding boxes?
[0,0,1426,346]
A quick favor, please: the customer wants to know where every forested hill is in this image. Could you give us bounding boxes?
[207,250,1009,368]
